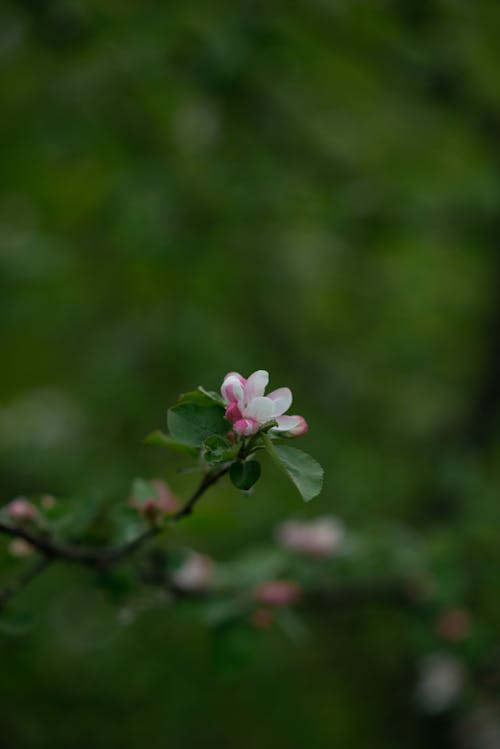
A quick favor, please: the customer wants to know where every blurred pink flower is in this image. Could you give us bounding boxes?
[130,480,179,522]
[254,580,302,607]
[172,552,214,592]
[8,538,34,558]
[221,370,308,437]
[152,480,179,514]
[6,497,37,523]
[437,608,471,642]
[277,516,345,558]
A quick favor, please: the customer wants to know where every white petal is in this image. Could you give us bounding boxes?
[267,387,292,417]
[245,370,269,402]
[245,396,275,423]
[271,415,302,433]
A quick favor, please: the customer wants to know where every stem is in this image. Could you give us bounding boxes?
[0,466,230,569]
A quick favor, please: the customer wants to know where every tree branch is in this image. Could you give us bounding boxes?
[0,466,230,569]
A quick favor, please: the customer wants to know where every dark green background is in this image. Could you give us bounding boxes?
[1,1,500,747]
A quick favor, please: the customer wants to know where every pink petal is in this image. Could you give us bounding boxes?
[244,370,269,402]
[221,374,245,404]
[233,418,260,437]
[287,415,308,437]
[226,371,247,385]
[267,387,292,417]
[225,402,243,424]
[244,396,275,423]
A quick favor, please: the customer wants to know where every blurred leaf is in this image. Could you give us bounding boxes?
[110,504,148,545]
[199,596,250,628]
[216,548,288,587]
[0,608,35,636]
[130,478,159,506]
[144,430,199,458]
[48,495,102,540]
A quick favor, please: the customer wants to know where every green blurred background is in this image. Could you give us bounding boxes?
[2,1,500,747]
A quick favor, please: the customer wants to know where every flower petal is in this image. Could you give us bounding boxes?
[271,415,302,433]
[244,370,269,402]
[233,418,260,436]
[267,387,292,417]
[221,374,245,404]
[245,396,275,423]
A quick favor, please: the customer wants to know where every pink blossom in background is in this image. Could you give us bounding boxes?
[130,480,179,521]
[152,480,179,514]
[6,497,37,523]
[277,516,346,558]
[172,552,214,592]
[437,608,471,642]
[254,580,302,607]
[221,369,308,437]
[8,538,34,558]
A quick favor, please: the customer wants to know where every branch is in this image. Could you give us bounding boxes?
[0,466,230,569]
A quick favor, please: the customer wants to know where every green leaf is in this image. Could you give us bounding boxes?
[167,403,229,446]
[230,460,261,491]
[197,386,225,405]
[0,609,35,636]
[144,430,198,457]
[263,437,323,502]
[130,478,158,506]
[110,503,148,545]
[48,494,102,539]
[202,435,239,465]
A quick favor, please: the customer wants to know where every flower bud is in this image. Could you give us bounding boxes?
[221,373,246,404]
[225,402,243,424]
[129,480,179,523]
[233,418,259,437]
[7,498,37,523]
[254,580,302,607]
[284,416,308,437]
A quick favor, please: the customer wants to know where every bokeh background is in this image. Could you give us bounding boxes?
[2,1,500,747]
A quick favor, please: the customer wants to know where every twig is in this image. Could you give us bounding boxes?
[0,466,230,569]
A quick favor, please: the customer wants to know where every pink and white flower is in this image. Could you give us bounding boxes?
[221,370,308,438]
[254,580,302,607]
[6,497,38,523]
[277,516,346,558]
[172,551,214,592]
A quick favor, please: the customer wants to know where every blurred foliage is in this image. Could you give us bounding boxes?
[2,0,500,747]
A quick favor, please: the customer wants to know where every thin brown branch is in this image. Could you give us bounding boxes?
[0,465,230,569]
